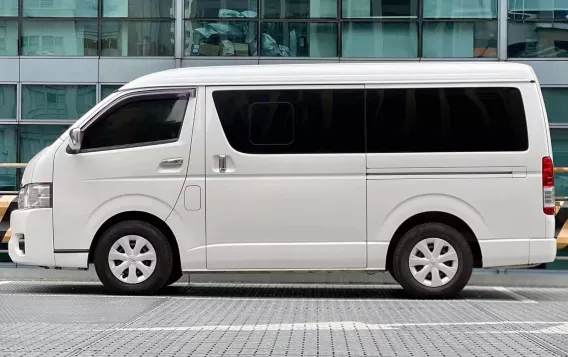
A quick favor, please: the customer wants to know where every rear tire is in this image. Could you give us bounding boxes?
[94,220,173,295]
[166,270,183,286]
[392,223,473,299]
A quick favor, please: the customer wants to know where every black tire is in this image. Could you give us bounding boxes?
[388,269,399,284]
[94,220,173,295]
[166,270,183,286]
[392,223,473,299]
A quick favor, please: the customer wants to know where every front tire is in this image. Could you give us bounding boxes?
[94,220,173,295]
[392,223,473,299]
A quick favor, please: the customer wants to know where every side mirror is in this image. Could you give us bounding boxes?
[67,128,83,154]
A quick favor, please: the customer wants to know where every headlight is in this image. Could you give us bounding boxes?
[18,183,52,210]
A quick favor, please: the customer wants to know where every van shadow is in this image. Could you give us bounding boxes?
[0,281,522,302]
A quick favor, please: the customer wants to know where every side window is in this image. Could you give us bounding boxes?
[366,87,529,153]
[212,89,365,154]
[81,93,189,151]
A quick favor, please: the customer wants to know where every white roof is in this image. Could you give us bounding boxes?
[120,62,536,90]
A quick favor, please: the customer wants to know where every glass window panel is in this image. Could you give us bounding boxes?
[0,125,17,192]
[366,87,528,153]
[423,0,497,19]
[508,22,568,58]
[185,0,257,18]
[263,0,336,19]
[552,129,568,196]
[22,85,96,120]
[22,20,98,56]
[23,0,97,17]
[342,0,417,18]
[82,94,187,150]
[103,0,174,18]
[342,22,417,58]
[212,89,365,154]
[543,88,568,124]
[509,0,568,20]
[423,21,498,58]
[261,22,337,57]
[185,21,257,56]
[19,125,69,163]
[101,85,123,100]
[0,0,17,16]
[0,20,19,56]
[102,21,174,56]
[0,85,16,119]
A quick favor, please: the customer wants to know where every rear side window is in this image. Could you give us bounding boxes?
[366,87,529,153]
[81,92,189,151]
[212,89,365,154]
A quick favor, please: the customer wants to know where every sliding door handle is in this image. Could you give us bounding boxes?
[160,158,183,167]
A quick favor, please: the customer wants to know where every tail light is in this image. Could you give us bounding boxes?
[543,156,555,215]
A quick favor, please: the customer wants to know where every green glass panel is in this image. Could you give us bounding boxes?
[342,22,418,58]
[22,85,96,120]
[19,125,69,163]
[552,130,568,196]
[0,124,17,192]
[0,85,16,119]
[543,88,568,124]
[0,20,19,56]
[21,20,99,56]
[101,85,123,100]
[423,21,498,58]
[102,21,174,56]
[23,0,97,17]
[424,0,497,18]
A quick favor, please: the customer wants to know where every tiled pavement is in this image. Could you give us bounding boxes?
[2,281,568,356]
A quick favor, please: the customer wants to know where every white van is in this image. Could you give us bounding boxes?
[9,62,557,298]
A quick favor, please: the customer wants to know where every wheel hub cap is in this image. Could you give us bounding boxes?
[108,235,157,284]
[408,237,459,288]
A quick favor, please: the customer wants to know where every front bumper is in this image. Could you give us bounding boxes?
[8,208,55,267]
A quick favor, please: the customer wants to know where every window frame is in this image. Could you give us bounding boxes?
[77,87,195,154]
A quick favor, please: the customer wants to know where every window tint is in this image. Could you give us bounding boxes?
[366,87,528,153]
[81,94,188,151]
[213,89,364,154]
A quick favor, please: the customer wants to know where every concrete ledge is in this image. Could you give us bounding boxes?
[1,263,567,287]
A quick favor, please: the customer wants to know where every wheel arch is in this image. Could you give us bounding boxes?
[88,211,181,277]
[385,211,483,272]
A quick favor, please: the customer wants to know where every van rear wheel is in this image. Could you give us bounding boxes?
[392,223,473,299]
[94,220,173,295]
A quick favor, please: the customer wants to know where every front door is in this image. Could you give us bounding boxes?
[205,85,367,270]
[52,89,197,258]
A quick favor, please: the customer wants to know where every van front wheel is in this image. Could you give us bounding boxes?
[94,220,173,295]
[392,223,473,299]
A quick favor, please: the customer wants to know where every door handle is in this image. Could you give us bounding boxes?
[160,158,183,167]
[218,155,227,173]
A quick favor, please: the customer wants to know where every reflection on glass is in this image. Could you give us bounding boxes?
[22,85,96,120]
[508,22,568,58]
[342,0,417,18]
[263,0,336,19]
[508,0,568,20]
[261,22,337,57]
[103,0,174,18]
[23,0,97,17]
[342,22,417,57]
[185,0,257,18]
[19,125,69,163]
[543,88,568,124]
[101,85,123,100]
[552,129,568,196]
[0,0,17,16]
[423,0,497,19]
[423,21,497,58]
[22,20,98,56]
[0,125,17,191]
[0,85,16,119]
[0,20,18,56]
[102,21,174,56]
[185,21,257,56]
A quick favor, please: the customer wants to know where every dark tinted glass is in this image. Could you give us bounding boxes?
[213,89,364,154]
[82,95,187,151]
[366,87,528,153]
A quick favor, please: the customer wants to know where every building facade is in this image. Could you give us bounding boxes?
[1,0,568,265]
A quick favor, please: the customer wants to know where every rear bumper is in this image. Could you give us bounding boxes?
[480,238,557,268]
[8,208,55,267]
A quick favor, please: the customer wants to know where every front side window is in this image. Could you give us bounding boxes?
[81,93,189,151]
[366,87,528,153]
[213,89,364,154]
